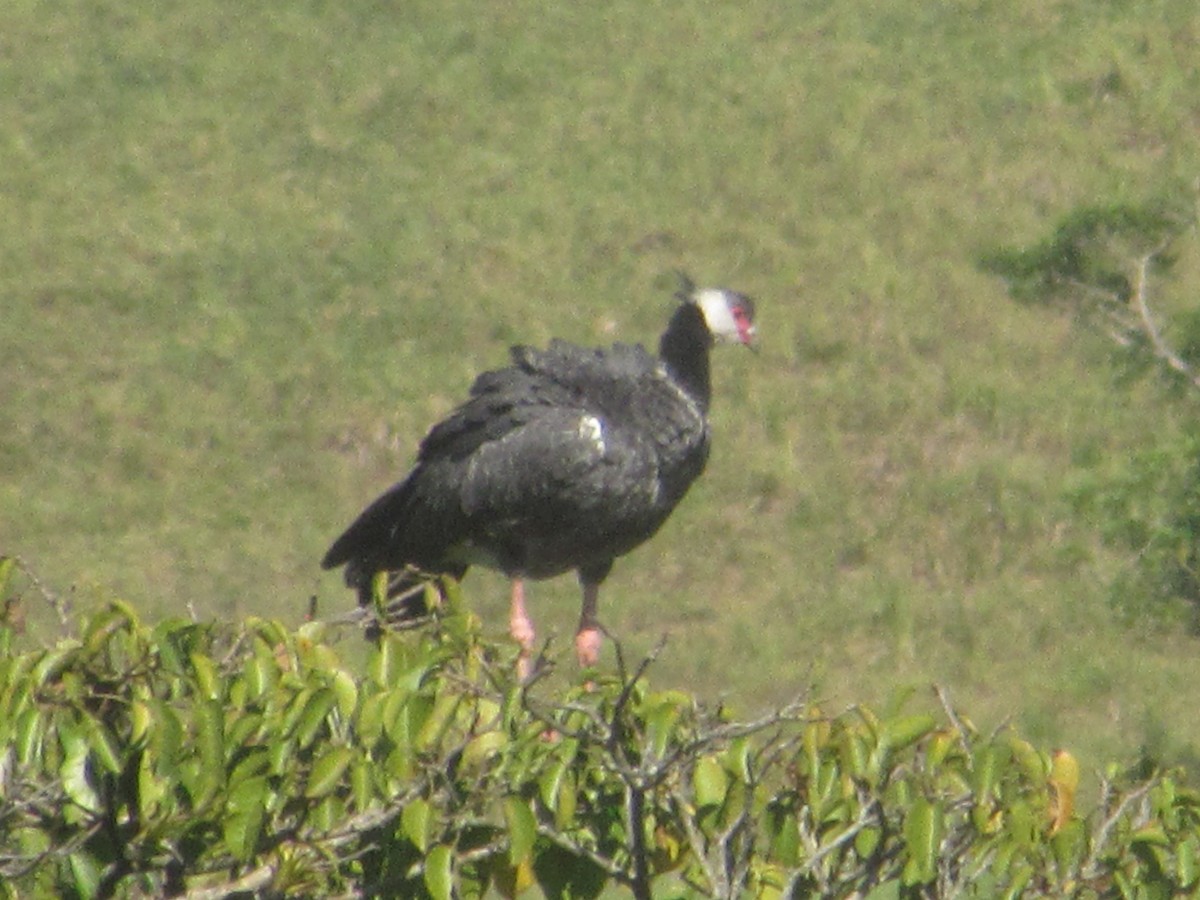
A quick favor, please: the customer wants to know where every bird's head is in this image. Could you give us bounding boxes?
[676,274,757,348]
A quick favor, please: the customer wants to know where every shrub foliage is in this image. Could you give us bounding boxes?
[981,195,1200,627]
[1,562,1198,898]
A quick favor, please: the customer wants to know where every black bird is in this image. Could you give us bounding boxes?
[321,276,756,674]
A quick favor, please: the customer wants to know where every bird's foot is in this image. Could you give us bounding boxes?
[510,616,536,649]
[574,626,603,668]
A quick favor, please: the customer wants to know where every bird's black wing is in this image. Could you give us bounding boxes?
[324,337,708,582]
[416,340,645,461]
[322,343,607,577]
[431,340,706,576]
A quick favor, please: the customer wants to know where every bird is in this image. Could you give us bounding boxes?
[321,275,756,676]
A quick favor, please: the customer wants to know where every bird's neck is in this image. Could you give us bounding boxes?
[658,303,713,412]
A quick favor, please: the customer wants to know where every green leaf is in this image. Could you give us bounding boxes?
[643,692,689,758]
[724,735,753,783]
[1050,818,1086,876]
[246,617,290,649]
[227,710,264,749]
[925,729,959,769]
[129,700,153,746]
[332,668,359,719]
[197,698,226,766]
[68,851,101,900]
[191,699,227,807]
[350,757,375,812]
[881,714,936,753]
[229,747,271,788]
[15,707,44,766]
[840,728,871,781]
[532,843,607,900]
[370,634,402,687]
[32,641,81,687]
[83,713,122,775]
[308,793,346,832]
[189,651,221,701]
[460,730,506,770]
[83,604,134,655]
[402,797,432,852]
[553,768,577,830]
[973,743,1003,799]
[306,746,354,799]
[224,775,268,861]
[148,699,184,762]
[694,755,728,808]
[293,687,336,748]
[424,845,454,900]
[60,723,101,815]
[356,691,387,745]
[504,796,538,865]
[767,808,801,865]
[539,745,579,829]
[385,745,415,782]
[381,684,414,744]
[901,798,944,886]
[268,733,294,776]
[415,693,461,751]
[1131,824,1170,846]
[1007,735,1046,784]
[1179,834,1199,887]
[280,686,316,736]
[242,651,278,700]
[137,752,170,820]
[855,825,881,859]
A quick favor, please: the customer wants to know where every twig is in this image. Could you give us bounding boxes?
[12,556,72,633]
[671,783,723,895]
[1081,777,1157,879]
[932,684,971,747]
[783,796,882,896]
[611,634,669,728]
[183,864,276,900]
[532,816,633,885]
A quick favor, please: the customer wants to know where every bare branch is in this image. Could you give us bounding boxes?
[11,556,72,634]
[183,864,276,900]
[784,796,882,897]
[933,684,972,748]
[1081,776,1157,879]
[1129,246,1200,388]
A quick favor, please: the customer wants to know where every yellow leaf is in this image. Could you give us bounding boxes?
[1047,749,1079,836]
[491,858,535,899]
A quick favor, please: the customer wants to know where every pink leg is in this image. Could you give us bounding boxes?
[574,582,603,667]
[508,578,536,679]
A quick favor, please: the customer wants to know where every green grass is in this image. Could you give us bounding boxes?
[5,0,1200,777]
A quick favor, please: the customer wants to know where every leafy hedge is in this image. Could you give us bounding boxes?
[0,562,1198,898]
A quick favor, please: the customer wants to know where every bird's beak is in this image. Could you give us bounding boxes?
[740,322,758,350]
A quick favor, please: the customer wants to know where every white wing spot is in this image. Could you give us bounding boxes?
[578,414,606,455]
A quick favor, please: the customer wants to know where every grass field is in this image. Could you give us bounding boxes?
[5,0,1200,779]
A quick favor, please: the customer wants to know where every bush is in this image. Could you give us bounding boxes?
[982,195,1200,628]
[1,565,1199,898]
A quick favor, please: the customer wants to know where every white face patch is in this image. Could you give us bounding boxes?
[694,289,744,344]
[578,414,606,455]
